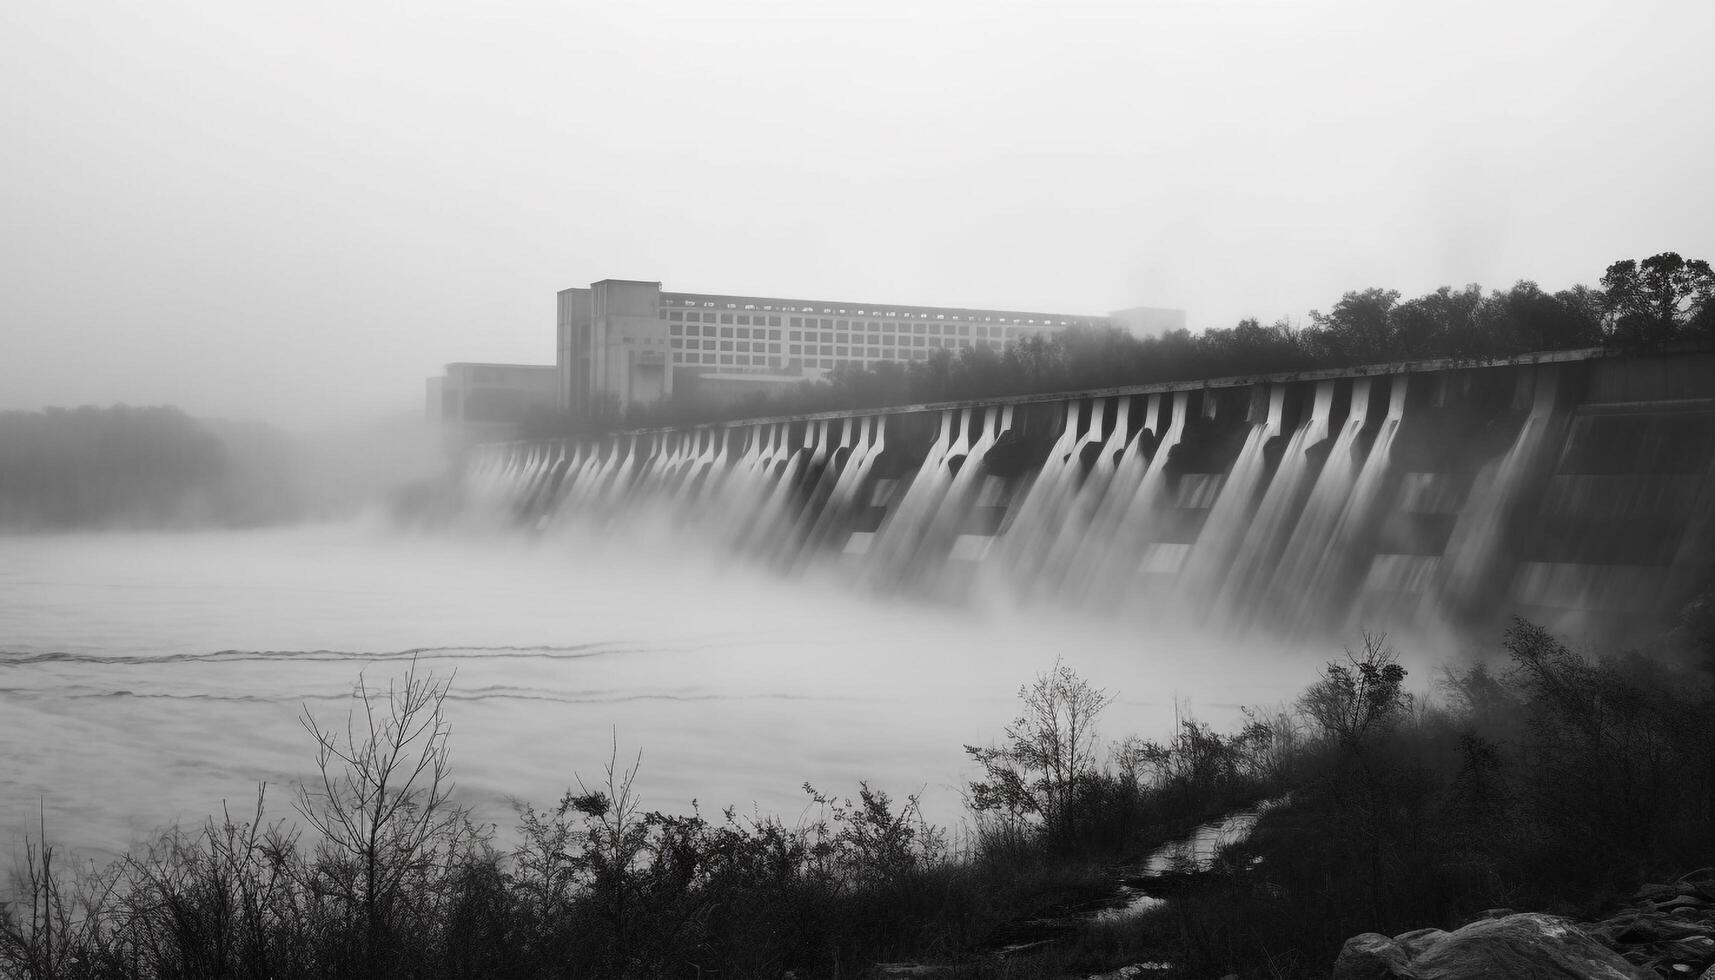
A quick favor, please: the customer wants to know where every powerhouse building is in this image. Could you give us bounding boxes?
[426,362,558,449]
[557,278,1183,417]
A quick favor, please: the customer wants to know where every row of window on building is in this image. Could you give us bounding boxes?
[671,351,943,369]
[666,312,785,326]
[661,331,1008,358]
[668,321,1038,341]
[659,295,1096,329]
[669,336,1004,356]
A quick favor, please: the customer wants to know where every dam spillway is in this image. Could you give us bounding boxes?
[468,347,1715,645]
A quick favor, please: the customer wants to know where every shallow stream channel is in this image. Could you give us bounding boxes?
[881,799,1285,976]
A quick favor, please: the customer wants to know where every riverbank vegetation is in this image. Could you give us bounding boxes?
[0,406,303,529]
[5,609,1714,978]
[0,407,449,531]
[549,251,1713,432]
[1165,616,1715,977]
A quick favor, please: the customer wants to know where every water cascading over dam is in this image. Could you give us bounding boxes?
[468,347,1715,644]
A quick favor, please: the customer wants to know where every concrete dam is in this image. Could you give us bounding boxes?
[469,347,1715,645]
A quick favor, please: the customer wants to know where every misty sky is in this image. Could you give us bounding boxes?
[4,0,1711,429]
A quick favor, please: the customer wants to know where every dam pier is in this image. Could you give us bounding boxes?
[470,346,1715,644]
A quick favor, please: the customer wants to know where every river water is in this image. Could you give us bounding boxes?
[1,518,1329,861]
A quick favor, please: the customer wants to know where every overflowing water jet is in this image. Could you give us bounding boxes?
[468,348,1715,645]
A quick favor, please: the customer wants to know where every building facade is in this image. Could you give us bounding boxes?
[557,278,1173,417]
[426,362,558,448]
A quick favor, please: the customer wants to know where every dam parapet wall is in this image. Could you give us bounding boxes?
[468,346,1715,644]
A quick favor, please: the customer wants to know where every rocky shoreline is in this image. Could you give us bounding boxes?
[877,854,1715,979]
[1335,868,1715,980]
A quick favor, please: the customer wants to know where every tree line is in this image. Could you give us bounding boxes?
[580,251,1714,431]
[0,406,302,529]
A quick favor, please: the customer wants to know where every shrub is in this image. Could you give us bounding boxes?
[965,657,1115,852]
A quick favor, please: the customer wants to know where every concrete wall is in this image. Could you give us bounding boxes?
[557,287,592,414]
[485,346,1715,645]
[560,280,674,418]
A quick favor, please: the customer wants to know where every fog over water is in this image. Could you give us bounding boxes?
[1,518,1351,860]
